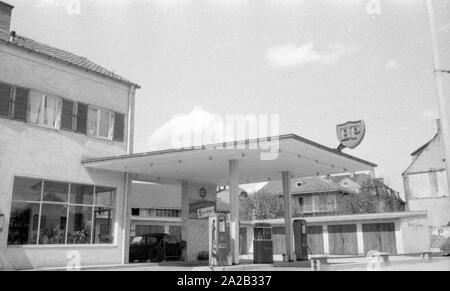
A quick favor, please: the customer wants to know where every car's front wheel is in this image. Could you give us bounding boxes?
[149,247,165,262]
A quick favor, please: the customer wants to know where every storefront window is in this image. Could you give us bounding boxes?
[7,202,40,245]
[70,184,94,205]
[67,206,92,244]
[11,177,42,202]
[93,207,114,244]
[42,181,68,203]
[7,176,116,246]
[39,204,67,245]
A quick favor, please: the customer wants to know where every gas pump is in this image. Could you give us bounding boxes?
[293,219,308,261]
[209,213,232,267]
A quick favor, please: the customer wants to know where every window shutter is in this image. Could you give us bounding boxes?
[0,82,12,117]
[76,102,88,134]
[61,99,75,130]
[113,112,125,142]
[13,87,29,122]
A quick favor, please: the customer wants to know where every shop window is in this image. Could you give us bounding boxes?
[7,176,116,246]
[38,204,68,245]
[70,184,94,205]
[7,202,40,245]
[93,207,114,244]
[11,177,42,202]
[66,206,92,244]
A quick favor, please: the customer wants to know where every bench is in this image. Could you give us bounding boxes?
[310,255,329,271]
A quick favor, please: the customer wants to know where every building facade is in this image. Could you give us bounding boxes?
[255,174,404,217]
[0,1,139,270]
[403,129,450,228]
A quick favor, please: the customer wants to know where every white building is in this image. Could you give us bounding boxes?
[0,1,139,270]
[403,124,450,228]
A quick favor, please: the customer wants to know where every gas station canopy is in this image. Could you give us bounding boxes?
[82,134,376,185]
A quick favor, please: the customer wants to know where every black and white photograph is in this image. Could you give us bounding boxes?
[0,0,450,276]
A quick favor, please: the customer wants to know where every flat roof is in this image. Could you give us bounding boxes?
[241,211,428,226]
[83,134,376,185]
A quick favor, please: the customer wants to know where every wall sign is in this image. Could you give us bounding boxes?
[336,120,366,151]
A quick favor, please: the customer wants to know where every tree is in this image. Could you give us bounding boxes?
[239,192,284,220]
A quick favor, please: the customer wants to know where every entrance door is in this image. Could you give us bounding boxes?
[328,224,358,255]
[362,223,397,255]
[306,226,324,255]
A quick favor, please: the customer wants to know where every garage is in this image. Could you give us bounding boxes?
[362,223,397,254]
[307,226,324,255]
[328,224,358,255]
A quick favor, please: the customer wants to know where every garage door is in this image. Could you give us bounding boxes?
[363,223,397,255]
[328,224,358,255]
[307,226,324,255]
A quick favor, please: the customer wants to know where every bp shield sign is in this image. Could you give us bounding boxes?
[336,120,366,150]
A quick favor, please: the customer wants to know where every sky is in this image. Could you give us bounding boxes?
[6,0,450,197]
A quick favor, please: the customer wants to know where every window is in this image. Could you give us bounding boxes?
[28,90,62,129]
[87,106,114,139]
[7,176,116,246]
[131,208,140,216]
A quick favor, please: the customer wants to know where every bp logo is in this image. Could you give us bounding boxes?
[199,187,207,199]
[336,120,366,151]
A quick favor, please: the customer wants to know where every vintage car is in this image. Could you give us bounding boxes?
[129,233,186,263]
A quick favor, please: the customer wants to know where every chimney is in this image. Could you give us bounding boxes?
[0,1,14,33]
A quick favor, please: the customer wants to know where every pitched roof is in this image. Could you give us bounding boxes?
[257,176,352,196]
[410,134,438,157]
[0,30,140,88]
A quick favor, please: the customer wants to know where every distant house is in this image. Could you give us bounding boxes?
[255,173,404,217]
[403,124,450,228]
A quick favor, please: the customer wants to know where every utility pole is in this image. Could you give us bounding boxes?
[426,0,450,194]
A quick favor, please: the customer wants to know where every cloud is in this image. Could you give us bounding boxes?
[266,42,356,68]
[147,107,226,150]
[384,59,400,70]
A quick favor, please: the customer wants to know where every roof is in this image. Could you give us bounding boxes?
[241,211,427,226]
[83,134,377,185]
[257,176,353,196]
[410,134,438,157]
[0,30,140,88]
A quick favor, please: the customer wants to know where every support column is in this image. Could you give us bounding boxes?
[282,171,294,261]
[323,224,330,256]
[122,173,133,264]
[181,180,190,263]
[229,160,240,265]
[356,223,365,255]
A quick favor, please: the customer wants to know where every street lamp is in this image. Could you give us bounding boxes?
[426,0,450,195]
